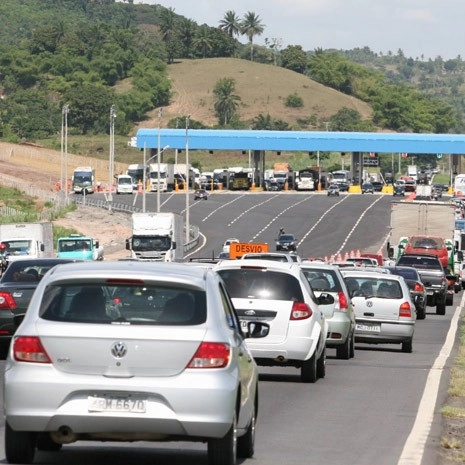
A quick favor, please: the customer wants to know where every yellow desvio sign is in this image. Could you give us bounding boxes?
[229,242,269,259]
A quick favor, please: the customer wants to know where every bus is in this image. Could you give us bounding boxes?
[72,166,95,194]
[454,174,465,196]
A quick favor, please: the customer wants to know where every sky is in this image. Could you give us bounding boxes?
[128,0,465,60]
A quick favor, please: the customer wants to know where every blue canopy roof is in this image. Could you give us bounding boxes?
[136,129,465,154]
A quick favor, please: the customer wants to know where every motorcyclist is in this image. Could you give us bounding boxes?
[278,227,285,238]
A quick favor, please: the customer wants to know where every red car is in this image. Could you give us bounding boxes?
[403,236,449,268]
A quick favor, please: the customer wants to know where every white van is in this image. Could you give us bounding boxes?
[116,174,133,194]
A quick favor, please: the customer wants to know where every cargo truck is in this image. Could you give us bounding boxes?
[126,212,184,262]
[0,222,54,265]
[72,166,95,194]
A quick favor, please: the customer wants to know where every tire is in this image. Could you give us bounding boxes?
[5,422,36,464]
[402,339,413,353]
[446,293,454,306]
[301,351,317,383]
[416,306,426,320]
[436,302,446,315]
[237,400,256,458]
[349,332,355,358]
[317,346,326,379]
[336,335,351,360]
[208,414,237,465]
[37,434,62,451]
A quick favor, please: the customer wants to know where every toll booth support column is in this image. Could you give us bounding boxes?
[253,150,263,188]
[350,152,363,185]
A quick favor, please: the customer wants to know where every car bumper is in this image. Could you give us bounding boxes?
[4,366,247,439]
[354,318,415,344]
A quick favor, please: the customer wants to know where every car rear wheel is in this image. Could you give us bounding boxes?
[237,398,256,458]
[317,346,326,378]
[402,339,413,353]
[436,302,446,315]
[301,351,317,383]
[416,306,426,320]
[446,293,454,306]
[349,332,355,358]
[336,335,351,360]
[208,414,237,465]
[5,422,36,464]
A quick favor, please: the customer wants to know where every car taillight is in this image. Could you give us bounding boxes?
[290,302,313,320]
[399,302,412,318]
[413,282,424,293]
[0,292,16,310]
[187,342,230,368]
[338,291,348,311]
[13,337,52,363]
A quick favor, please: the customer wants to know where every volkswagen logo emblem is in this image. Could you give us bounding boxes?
[111,341,127,358]
[366,301,373,308]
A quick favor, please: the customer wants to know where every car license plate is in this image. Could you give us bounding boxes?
[88,395,146,413]
[426,291,434,296]
[356,323,381,333]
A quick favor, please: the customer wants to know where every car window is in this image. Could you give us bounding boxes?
[218,282,242,333]
[302,269,342,292]
[40,284,207,325]
[218,269,303,301]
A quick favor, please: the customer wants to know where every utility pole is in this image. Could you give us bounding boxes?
[108,105,116,211]
[157,108,163,213]
[185,115,191,244]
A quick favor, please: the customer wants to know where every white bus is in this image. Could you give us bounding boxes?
[454,174,465,196]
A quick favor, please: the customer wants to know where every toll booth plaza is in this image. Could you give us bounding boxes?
[229,243,269,259]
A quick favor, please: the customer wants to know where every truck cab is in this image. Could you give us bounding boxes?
[57,234,103,261]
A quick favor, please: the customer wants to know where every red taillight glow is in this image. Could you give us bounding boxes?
[0,292,16,310]
[399,302,412,318]
[338,291,348,311]
[13,337,52,363]
[413,282,424,293]
[187,342,231,368]
[290,302,313,320]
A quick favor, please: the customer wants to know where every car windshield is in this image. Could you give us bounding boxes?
[40,284,206,325]
[218,269,303,301]
[279,235,294,242]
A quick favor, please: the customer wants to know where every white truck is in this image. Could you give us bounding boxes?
[0,222,54,264]
[149,163,176,192]
[126,164,148,190]
[126,212,184,262]
[295,169,316,191]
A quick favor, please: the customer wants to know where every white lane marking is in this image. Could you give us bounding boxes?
[397,294,464,465]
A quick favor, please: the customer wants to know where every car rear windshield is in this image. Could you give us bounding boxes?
[344,277,402,299]
[397,256,442,270]
[302,269,343,292]
[218,269,303,301]
[40,284,206,325]
[387,267,419,280]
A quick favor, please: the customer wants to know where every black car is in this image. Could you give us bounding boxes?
[276,234,297,252]
[337,181,350,192]
[393,185,405,196]
[371,181,384,192]
[361,182,374,194]
[194,189,208,200]
[0,258,80,351]
[383,266,427,319]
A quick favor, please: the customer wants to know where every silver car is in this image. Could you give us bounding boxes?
[4,261,269,465]
[341,270,416,353]
[215,260,330,383]
[300,261,356,360]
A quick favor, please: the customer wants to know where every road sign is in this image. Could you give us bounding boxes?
[230,242,269,259]
[362,158,379,167]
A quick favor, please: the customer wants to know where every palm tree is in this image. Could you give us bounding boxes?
[213,77,241,125]
[240,11,265,61]
[219,10,241,38]
[178,18,197,57]
[159,7,177,42]
[192,26,213,58]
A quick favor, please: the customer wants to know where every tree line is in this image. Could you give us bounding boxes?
[0,0,461,142]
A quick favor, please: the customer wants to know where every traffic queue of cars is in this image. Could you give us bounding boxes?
[0,248,451,465]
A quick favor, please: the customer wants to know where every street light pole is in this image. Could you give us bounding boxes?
[109,105,116,211]
[63,105,69,200]
[185,115,191,244]
[157,108,163,213]
[143,142,147,213]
